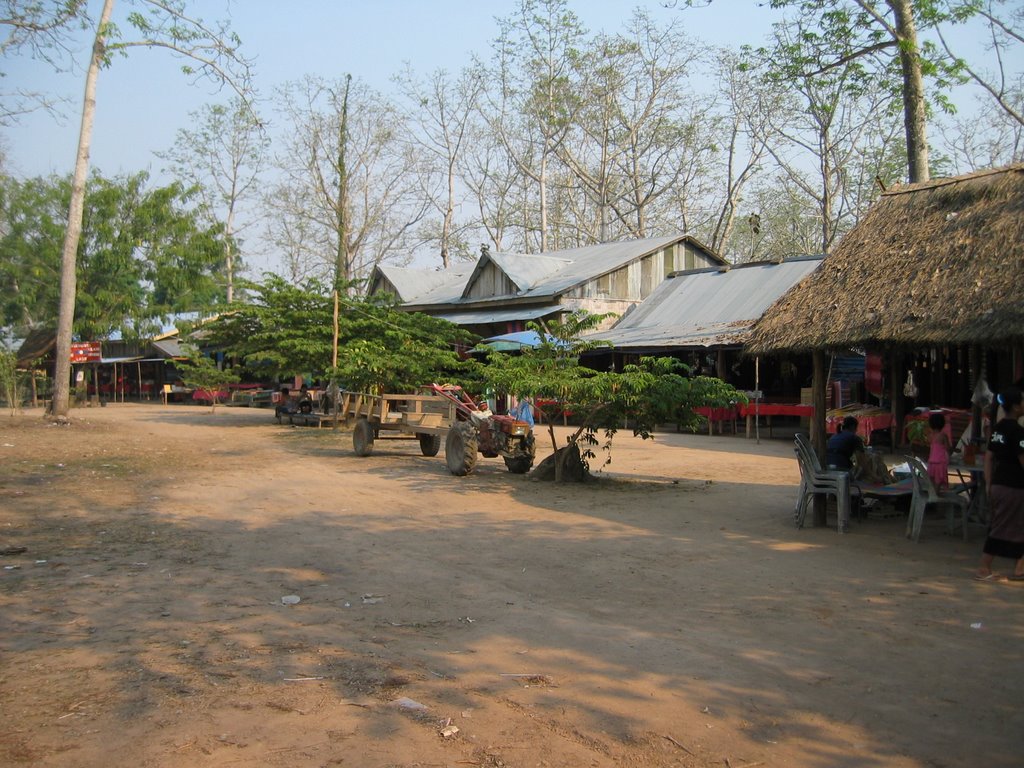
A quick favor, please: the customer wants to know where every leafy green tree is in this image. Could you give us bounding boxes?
[0,171,229,339]
[0,174,66,330]
[194,274,334,383]
[196,275,478,393]
[334,293,478,394]
[480,310,743,479]
[175,344,240,411]
[0,346,21,414]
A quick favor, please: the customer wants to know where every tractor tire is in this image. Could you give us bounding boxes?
[504,455,534,474]
[418,432,441,457]
[353,419,375,456]
[445,421,478,476]
[503,432,536,474]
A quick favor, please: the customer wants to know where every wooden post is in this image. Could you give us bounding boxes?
[890,351,905,447]
[811,350,828,527]
[969,345,983,445]
[331,289,340,429]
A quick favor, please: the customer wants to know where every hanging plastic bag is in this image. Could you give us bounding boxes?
[903,370,919,398]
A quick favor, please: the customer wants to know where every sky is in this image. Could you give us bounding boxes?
[1,0,1015,274]
[3,0,780,180]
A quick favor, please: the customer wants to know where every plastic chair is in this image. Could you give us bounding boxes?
[904,456,970,542]
[794,434,853,533]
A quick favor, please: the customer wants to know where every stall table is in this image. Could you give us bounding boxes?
[738,403,814,438]
[694,405,739,435]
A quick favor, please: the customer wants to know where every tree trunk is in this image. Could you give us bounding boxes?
[51,0,115,419]
[334,75,352,293]
[442,157,455,269]
[224,201,236,304]
[889,0,930,182]
[539,149,549,252]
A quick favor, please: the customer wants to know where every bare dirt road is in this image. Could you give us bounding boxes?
[1,403,1021,767]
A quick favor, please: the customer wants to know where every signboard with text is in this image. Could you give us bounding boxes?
[70,341,102,364]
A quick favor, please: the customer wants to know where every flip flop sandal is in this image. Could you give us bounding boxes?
[974,572,1002,581]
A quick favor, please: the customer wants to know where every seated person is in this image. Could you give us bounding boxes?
[297,384,314,414]
[511,396,535,427]
[826,416,864,472]
[275,386,298,418]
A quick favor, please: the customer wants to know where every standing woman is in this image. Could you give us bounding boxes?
[976,386,1024,581]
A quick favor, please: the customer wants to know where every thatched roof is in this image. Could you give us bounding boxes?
[748,164,1024,353]
[16,327,56,368]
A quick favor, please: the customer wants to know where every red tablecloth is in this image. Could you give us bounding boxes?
[738,403,814,418]
[695,405,739,421]
[192,388,229,402]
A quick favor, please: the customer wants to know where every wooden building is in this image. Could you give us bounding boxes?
[368,235,724,339]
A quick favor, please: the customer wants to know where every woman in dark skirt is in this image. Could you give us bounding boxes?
[975,386,1024,581]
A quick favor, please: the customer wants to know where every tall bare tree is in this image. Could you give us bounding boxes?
[557,11,708,242]
[937,87,1024,171]
[268,75,426,293]
[394,65,483,268]
[49,0,253,420]
[751,21,903,256]
[460,103,524,253]
[0,0,86,124]
[936,0,1023,130]
[695,49,774,257]
[485,0,586,252]
[157,96,268,303]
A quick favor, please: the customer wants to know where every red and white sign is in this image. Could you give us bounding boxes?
[70,341,102,364]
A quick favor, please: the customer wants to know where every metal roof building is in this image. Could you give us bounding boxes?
[368,235,725,336]
[593,256,824,352]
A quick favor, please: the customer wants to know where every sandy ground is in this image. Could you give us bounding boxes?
[1,402,1022,768]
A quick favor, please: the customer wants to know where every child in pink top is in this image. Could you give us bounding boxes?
[927,412,951,489]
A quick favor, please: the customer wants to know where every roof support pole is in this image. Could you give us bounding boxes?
[970,345,984,446]
[890,352,906,447]
[811,349,828,527]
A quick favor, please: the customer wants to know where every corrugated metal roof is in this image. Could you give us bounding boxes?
[467,252,572,295]
[431,304,561,325]
[152,338,188,358]
[376,264,475,303]
[595,257,824,349]
[401,236,723,310]
[516,235,716,298]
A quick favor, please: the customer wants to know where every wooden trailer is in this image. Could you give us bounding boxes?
[337,389,457,457]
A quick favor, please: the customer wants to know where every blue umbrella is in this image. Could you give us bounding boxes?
[477,330,567,352]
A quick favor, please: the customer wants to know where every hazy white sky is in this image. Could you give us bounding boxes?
[3,0,779,179]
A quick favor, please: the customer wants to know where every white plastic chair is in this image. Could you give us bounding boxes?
[905,456,970,542]
[794,434,853,533]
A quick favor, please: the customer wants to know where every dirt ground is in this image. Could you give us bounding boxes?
[1,403,1022,768]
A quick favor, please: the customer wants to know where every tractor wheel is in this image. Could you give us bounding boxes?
[503,432,536,474]
[445,421,478,476]
[418,433,441,457]
[504,455,533,474]
[353,419,375,456]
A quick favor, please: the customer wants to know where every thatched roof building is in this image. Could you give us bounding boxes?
[749,164,1024,353]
